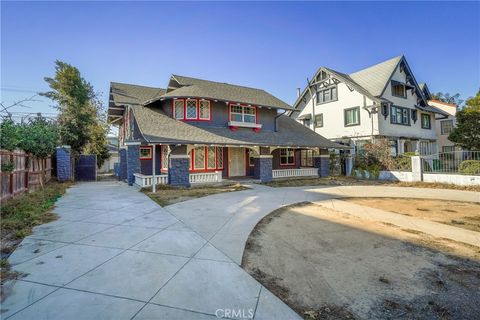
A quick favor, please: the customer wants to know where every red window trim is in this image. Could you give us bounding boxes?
[279,148,296,166]
[189,146,224,172]
[228,103,258,124]
[172,98,211,122]
[139,146,153,160]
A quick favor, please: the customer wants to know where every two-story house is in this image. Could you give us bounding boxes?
[108,75,343,187]
[290,56,448,156]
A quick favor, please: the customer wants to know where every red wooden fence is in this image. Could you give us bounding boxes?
[0,149,52,202]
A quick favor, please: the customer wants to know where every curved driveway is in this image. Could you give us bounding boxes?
[2,182,478,320]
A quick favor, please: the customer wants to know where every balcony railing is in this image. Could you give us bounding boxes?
[272,168,318,179]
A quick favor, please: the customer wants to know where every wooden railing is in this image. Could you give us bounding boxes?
[272,168,318,179]
[134,171,222,187]
[1,149,52,201]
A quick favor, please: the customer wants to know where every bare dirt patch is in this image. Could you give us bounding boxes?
[242,203,480,320]
[142,183,248,206]
[344,198,480,232]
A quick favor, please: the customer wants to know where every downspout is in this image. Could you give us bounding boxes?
[306,78,316,132]
[274,109,287,132]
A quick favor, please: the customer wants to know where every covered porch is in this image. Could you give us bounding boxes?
[120,142,331,188]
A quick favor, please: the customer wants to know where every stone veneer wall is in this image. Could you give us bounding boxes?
[168,156,190,187]
[254,156,273,182]
[126,144,140,186]
[314,155,330,177]
[119,148,127,181]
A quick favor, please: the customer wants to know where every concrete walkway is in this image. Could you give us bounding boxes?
[2,182,478,319]
[2,182,299,320]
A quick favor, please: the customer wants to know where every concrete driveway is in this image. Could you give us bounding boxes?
[2,181,478,319]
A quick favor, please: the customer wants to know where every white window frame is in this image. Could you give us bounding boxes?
[280,148,295,166]
[229,104,257,124]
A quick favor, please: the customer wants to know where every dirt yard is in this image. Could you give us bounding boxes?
[142,183,248,206]
[343,198,480,232]
[242,203,480,320]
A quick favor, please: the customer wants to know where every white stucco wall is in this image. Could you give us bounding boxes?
[423,173,480,186]
[296,82,378,140]
[429,100,458,151]
[378,66,437,140]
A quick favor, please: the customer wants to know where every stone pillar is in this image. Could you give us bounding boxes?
[125,141,141,186]
[119,147,127,181]
[314,149,330,177]
[253,155,273,183]
[168,145,190,187]
[56,146,71,182]
[411,155,423,182]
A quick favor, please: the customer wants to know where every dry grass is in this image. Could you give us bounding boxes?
[1,181,71,283]
[261,176,480,192]
[142,183,248,207]
[345,198,480,232]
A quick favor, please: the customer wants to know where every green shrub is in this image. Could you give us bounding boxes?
[459,160,480,175]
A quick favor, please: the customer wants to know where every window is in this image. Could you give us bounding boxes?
[441,120,454,134]
[280,148,295,165]
[344,107,360,126]
[390,106,410,125]
[229,104,256,123]
[139,146,152,160]
[173,99,211,121]
[302,119,311,127]
[392,83,407,98]
[315,114,323,128]
[199,100,210,120]
[193,147,205,169]
[190,146,223,171]
[186,99,197,119]
[316,86,337,104]
[421,114,431,129]
[174,99,184,119]
[207,146,216,169]
[300,150,314,167]
[161,145,169,170]
[442,146,456,152]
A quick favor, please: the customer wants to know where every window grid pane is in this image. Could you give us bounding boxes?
[174,100,184,119]
[207,147,216,169]
[199,100,210,119]
[194,147,205,169]
[161,146,169,169]
[186,99,197,119]
[217,147,223,169]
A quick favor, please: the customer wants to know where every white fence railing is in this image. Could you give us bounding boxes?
[190,171,222,184]
[134,173,168,188]
[134,171,222,187]
[272,168,318,179]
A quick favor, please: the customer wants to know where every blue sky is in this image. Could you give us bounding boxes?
[1,1,479,118]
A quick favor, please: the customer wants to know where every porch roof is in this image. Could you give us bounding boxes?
[131,105,346,149]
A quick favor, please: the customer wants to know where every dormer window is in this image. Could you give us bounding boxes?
[173,98,211,121]
[229,104,256,123]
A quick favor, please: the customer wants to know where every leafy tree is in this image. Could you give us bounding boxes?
[431,92,463,106]
[0,119,19,151]
[448,90,480,151]
[41,60,110,167]
[17,116,59,159]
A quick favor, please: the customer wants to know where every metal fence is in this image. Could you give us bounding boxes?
[421,151,480,175]
[0,149,52,201]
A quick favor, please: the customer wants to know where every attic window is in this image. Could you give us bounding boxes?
[316,86,337,104]
[172,98,211,121]
[391,82,407,98]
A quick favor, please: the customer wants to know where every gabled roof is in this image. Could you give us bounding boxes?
[130,105,345,149]
[109,82,166,106]
[145,74,293,110]
[292,55,433,113]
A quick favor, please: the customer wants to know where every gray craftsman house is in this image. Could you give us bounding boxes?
[108,75,342,187]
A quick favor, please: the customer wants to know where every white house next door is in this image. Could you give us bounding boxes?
[229,147,245,177]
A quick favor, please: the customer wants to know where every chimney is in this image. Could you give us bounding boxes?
[296,88,301,98]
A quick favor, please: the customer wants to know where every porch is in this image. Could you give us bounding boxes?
[121,142,330,187]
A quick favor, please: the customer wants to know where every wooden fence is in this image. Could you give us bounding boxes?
[0,149,52,202]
